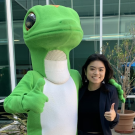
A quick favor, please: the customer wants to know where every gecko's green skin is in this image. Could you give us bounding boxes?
[4,5,124,135]
[109,79,125,103]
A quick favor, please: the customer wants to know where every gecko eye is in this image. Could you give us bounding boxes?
[25,13,36,30]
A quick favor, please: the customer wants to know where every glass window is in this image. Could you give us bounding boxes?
[13,0,27,9]
[0,0,11,99]
[103,0,119,38]
[73,41,99,73]
[0,0,12,125]
[73,0,100,73]
[49,0,71,7]
[33,0,46,6]
[73,0,100,17]
[12,1,32,84]
[120,0,135,15]
[14,0,46,11]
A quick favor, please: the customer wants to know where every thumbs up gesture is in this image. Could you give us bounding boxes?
[22,78,49,113]
[104,103,116,121]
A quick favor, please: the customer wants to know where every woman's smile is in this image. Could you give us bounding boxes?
[85,60,106,85]
[92,76,100,80]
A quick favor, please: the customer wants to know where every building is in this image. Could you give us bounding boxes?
[0,0,135,125]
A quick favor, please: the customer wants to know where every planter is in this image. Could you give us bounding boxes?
[114,110,135,134]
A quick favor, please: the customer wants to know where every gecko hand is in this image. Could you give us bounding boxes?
[22,78,48,113]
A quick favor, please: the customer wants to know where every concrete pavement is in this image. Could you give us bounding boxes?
[111,129,135,135]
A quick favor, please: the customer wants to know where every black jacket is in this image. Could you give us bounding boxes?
[78,83,119,135]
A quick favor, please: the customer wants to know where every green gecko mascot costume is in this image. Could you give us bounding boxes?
[4,5,125,135]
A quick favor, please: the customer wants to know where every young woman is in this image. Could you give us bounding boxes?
[78,54,119,135]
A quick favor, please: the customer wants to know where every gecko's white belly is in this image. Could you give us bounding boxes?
[41,77,77,135]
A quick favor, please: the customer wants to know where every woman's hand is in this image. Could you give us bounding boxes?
[104,103,116,121]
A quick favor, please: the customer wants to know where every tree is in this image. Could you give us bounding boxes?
[101,25,135,114]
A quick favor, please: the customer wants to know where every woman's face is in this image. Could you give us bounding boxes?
[85,60,106,84]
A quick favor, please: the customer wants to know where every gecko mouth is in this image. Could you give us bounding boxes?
[24,27,83,40]
[45,50,66,61]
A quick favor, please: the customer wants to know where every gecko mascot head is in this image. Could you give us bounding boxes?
[4,4,125,135]
[23,5,83,81]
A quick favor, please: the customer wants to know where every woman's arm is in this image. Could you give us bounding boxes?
[109,87,120,129]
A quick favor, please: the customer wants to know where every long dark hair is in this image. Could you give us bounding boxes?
[81,54,113,92]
